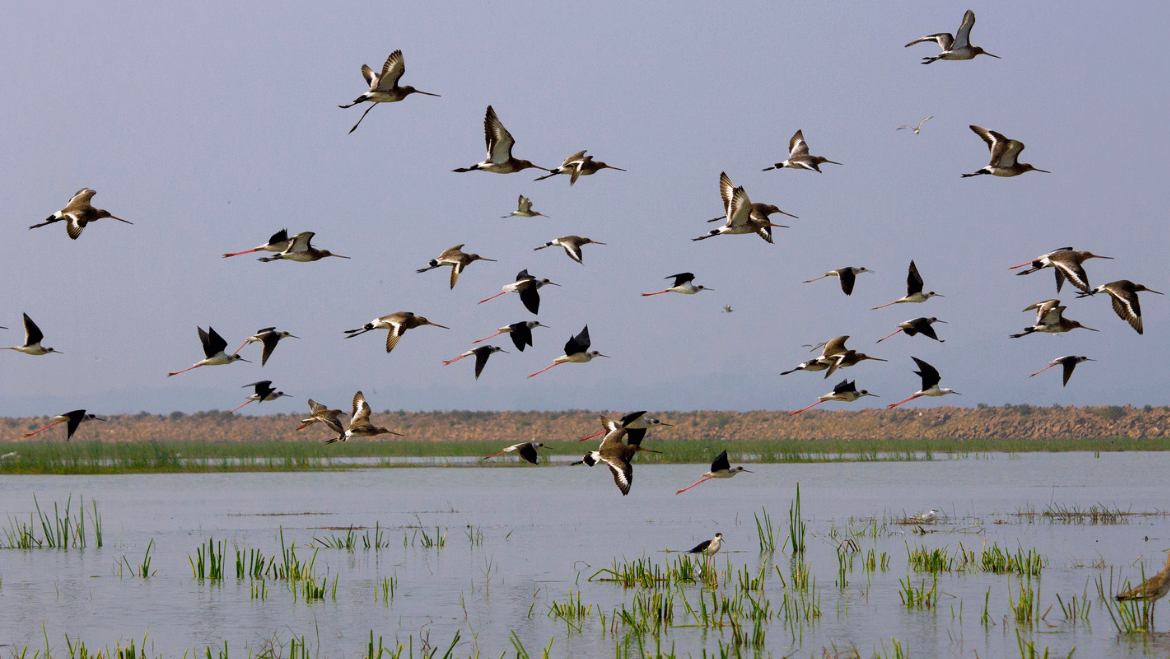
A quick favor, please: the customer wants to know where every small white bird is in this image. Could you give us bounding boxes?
[642,273,712,296]
[897,116,933,134]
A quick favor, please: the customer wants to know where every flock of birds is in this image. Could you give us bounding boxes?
[7,10,1165,507]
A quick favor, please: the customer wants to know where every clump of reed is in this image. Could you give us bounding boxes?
[589,555,700,589]
[1096,567,1158,633]
[1,495,102,550]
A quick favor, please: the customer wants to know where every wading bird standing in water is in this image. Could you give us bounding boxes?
[1115,551,1170,613]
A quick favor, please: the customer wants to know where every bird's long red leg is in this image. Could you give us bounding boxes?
[234,341,250,354]
[1008,261,1034,269]
[295,421,312,431]
[790,400,824,416]
[222,247,262,258]
[23,420,65,438]
[577,429,605,442]
[802,275,829,283]
[1028,364,1056,378]
[887,394,921,410]
[477,291,508,305]
[473,330,504,344]
[527,362,562,378]
[167,364,202,377]
[676,477,713,495]
[876,329,903,343]
[870,301,897,310]
[442,354,470,366]
[481,450,508,460]
[641,290,668,296]
[228,400,255,414]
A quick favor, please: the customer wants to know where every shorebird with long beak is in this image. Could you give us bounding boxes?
[887,357,960,409]
[453,106,549,174]
[676,450,751,495]
[534,236,605,264]
[502,195,549,218]
[23,410,105,440]
[876,317,947,344]
[822,349,887,379]
[528,325,607,378]
[791,379,878,415]
[897,116,933,134]
[473,320,547,352]
[573,418,660,496]
[258,232,349,262]
[327,392,403,443]
[223,229,293,258]
[763,130,842,173]
[296,399,346,433]
[534,150,625,184]
[482,441,544,465]
[577,410,672,445]
[962,126,1048,178]
[235,328,298,366]
[167,327,248,376]
[1078,280,1163,335]
[339,50,439,134]
[1010,299,1097,338]
[443,345,507,380]
[695,173,786,243]
[804,267,873,296]
[344,312,448,354]
[1011,248,1112,294]
[643,272,711,296]
[1115,551,1170,612]
[906,10,999,64]
[29,188,132,240]
[229,381,291,414]
[779,335,850,376]
[478,269,558,315]
[707,200,797,227]
[1030,356,1093,387]
[2,314,61,356]
[872,261,942,310]
[416,244,496,289]
[688,533,724,571]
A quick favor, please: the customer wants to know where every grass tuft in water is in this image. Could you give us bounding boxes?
[788,483,806,556]
[189,536,226,579]
[899,575,938,609]
[755,507,777,554]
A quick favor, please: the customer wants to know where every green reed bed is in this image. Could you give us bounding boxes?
[1096,566,1158,633]
[1,494,101,550]
[589,555,702,588]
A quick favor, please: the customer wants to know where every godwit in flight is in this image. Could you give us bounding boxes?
[339,50,439,134]
[1010,299,1097,338]
[1029,356,1093,387]
[534,236,605,264]
[897,116,934,134]
[29,188,132,240]
[1115,551,1170,611]
[416,244,496,289]
[804,267,873,296]
[453,106,549,174]
[326,391,403,443]
[688,533,724,569]
[573,418,660,496]
[258,232,349,262]
[167,327,248,376]
[502,195,549,218]
[2,314,61,356]
[528,325,607,378]
[481,441,544,465]
[822,349,887,379]
[887,357,960,409]
[643,272,712,296]
[676,450,751,495]
[876,317,947,344]
[296,399,346,433]
[577,410,671,444]
[872,261,942,310]
[790,379,878,415]
[535,150,625,184]
[229,381,291,414]
[223,230,293,258]
[344,312,448,354]
[694,172,786,243]
[962,126,1048,178]
[235,328,298,366]
[906,10,999,64]
[473,320,547,352]
[443,345,507,379]
[478,269,558,314]
[763,130,842,173]
[1078,280,1163,335]
[779,335,851,376]
[1011,248,1111,293]
[23,410,105,440]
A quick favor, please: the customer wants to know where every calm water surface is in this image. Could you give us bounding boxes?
[3,452,1170,658]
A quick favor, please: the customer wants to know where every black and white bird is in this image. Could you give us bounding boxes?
[528,325,607,378]
[577,410,672,445]
[803,267,873,296]
[534,236,606,264]
[676,451,752,494]
[1029,356,1093,387]
[473,321,548,352]
[482,441,545,465]
[1078,280,1163,335]
[887,357,960,409]
[235,328,299,366]
[2,313,61,356]
[572,417,660,496]
[643,273,712,296]
[443,345,508,379]
[790,379,878,415]
[872,261,942,310]
[688,533,724,566]
[23,410,106,440]
[229,381,291,414]
[876,317,947,344]
[478,269,559,315]
[167,327,247,376]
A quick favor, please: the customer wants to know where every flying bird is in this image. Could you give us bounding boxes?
[502,195,549,218]
[804,267,873,296]
[1010,299,1097,338]
[906,10,999,64]
[1078,280,1163,335]
[1011,248,1111,294]
[962,126,1049,178]
[576,410,672,444]
[676,451,751,495]
[790,379,878,415]
[473,321,548,352]
[296,399,346,433]
[29,188,132,240]
[453,106,549,174]
[534,236,605,264]
[763,130,842,173]
[235,328,298,366]
[872,261,942,309]
[887,357,960,409]
[534,150,625,184]
[643,272,712,296]
[897,116,934,134]
[442,345,507,379]
[478,269,559,314]
[481,441,544,465]
[572,417,660,496]
[23,410,105,440]
[344,312,448,354]
[694,172,786,243]
[339,50,439,134]
[229,381,291,414]
[876,317,947,344]
[416,244,496,289]
[327,392,403,443]
[780,335,852,376]
[258,232,349,262]
[167,327,248,376]
[528,325,607,378]
[1029,356,1093,387]
[224,229,293,258]
[2,313,61,356]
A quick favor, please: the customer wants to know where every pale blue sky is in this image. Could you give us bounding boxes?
[0,2,1166,416]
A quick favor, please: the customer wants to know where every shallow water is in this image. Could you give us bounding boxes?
[3,452,1170,657]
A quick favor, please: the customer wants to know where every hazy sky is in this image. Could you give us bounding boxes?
[1,2,1167,416]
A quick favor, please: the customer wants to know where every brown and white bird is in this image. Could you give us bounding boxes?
[167,327,248,376]
[887,357,960,409]
[906,10,999,64]
[572,417,660,496]
[296,399,346,433]
[804,267,873,296]
[1011,248,1112,294]
[763,130,842,173]
[23,410,105,441]
[502,195,549,218]
[534,150,625,184]
[1115,551,1170,610]
[534,236,605,264]
[876,317,947,344]
[1010,299,1097,338]
[528,325,607,378]
[1029,356,1093,387]
[235,328,298,366]
[223,229,294,258]
[576,410,672,444]
[790,379,878,415]
[872,261,942,309]
[642,273,711,296]
[339,50,439,134]
[258,232,349,262]
[29,188,131,240]
[473,320,548,352]
[780,335,851,376]
[962,126,1049,178]
[1078,280,1163,335]
[478,269,559,314]
[481,441,544,465]
[675,451,751,495]
[229,381,291,414]
[344,312,449,353]
[327,392,403,443]
[453,106,549,174]
[442,345,507,379]
[2,313,61,356]
[416,244,496,289]
[694,172,787,243]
